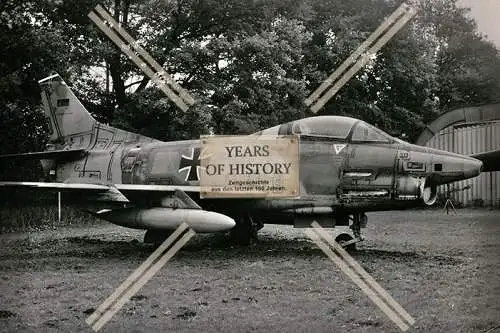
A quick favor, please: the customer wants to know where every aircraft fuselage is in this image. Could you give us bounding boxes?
[50,121,482,217]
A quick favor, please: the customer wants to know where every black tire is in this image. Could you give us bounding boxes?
[229,215,259,245]
[335,233,356,252]
[230,222,253,245]
[144,230,174,246]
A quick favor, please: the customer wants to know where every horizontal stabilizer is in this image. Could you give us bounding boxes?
[470,150,500,172]
[0,149,86,161]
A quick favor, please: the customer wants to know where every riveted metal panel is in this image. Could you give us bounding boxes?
[425,120,500,207]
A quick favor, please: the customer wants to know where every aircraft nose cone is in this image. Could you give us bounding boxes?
[464,157,482,179]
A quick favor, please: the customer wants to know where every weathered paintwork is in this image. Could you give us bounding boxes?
[0,74,487,233]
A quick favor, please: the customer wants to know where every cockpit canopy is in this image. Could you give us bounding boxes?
[291,116,356,139]
[254,116,393,143]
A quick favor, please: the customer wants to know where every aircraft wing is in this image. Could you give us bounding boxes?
[0,181,109,191]
[470,150,500,172]
[0,149,87,161]
[114,184,201,192]
[0,181,201,203]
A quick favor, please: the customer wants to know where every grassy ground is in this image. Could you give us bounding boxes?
[0,205,98,233]
[0,209,499,333]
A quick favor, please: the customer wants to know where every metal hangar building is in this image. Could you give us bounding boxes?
[416,103,500,207]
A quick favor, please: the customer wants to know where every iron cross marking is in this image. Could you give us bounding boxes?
[178,147,201,181]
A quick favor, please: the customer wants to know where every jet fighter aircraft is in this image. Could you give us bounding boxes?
[1,74,498,247]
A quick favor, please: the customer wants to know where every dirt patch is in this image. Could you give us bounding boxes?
[0,209,499,332]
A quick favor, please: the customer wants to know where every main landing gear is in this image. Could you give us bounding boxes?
[229,214,264,245]
[335,212,367,252]
[228,211,368,251]
[144,229,173,246]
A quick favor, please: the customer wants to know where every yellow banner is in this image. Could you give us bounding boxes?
[200,135,299,198]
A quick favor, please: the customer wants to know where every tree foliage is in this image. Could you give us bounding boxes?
[1,0,500,165]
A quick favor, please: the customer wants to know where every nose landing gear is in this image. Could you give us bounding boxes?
[335,212,367,252]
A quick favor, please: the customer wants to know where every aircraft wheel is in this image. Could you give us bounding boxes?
[335,233,356,252]
[144,229,173,246]
[230,215,260,245]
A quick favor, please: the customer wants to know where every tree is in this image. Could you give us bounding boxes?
[414,0,500,111]
[1,0,500,170]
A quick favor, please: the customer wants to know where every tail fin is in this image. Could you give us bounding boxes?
[39,73,97,143]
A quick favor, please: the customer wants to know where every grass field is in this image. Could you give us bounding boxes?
[0,209,499,332]
[0,204,98,233]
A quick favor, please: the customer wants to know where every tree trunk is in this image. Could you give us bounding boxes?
[107,0,130,117]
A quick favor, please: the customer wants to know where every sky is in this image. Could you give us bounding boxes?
[458,0,500,49]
